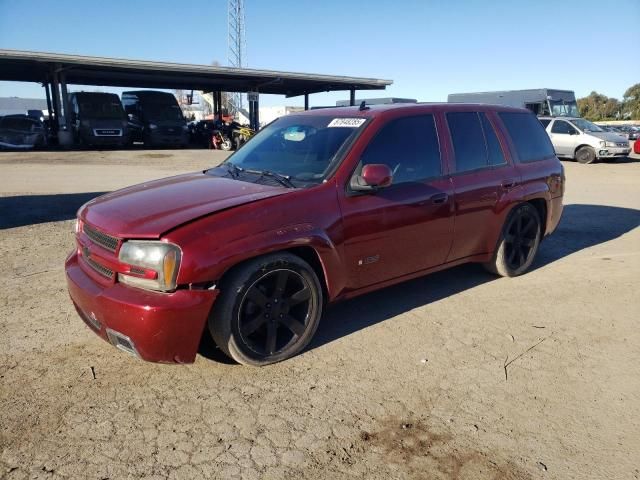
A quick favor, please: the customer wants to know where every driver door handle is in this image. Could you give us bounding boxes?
[501,179,519,189]
[430,193,449,204]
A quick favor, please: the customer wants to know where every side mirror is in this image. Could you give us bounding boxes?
[351,164,393,192]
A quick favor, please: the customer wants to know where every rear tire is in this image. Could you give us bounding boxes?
[575,146,596,164]
[208,253,323,366]
[483,203,541,277]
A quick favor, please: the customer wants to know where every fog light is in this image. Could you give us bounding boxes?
[106,328,140,357]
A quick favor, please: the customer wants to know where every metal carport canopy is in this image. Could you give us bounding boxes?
[0,49,392,97]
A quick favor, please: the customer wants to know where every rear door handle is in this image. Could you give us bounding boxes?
[430,193,448,204]
[501,179,519,189]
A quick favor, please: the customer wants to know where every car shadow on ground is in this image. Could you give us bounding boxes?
[307,203,640,353]
[0,192,107,229]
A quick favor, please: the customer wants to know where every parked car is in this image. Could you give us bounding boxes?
[66,104,564,366]
[615,125,640,141]
[122,91,188,148]
[0,114,47,149]
[68,92,130,147]
[597,125,625,136]
[540,116,630,163]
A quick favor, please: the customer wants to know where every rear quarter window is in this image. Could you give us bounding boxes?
[499,112,555,163]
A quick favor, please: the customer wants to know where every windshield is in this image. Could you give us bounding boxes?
[215,114,366,185]
[549,99,579,117]
[78,98,124,119]
[570,118,604,133]
[144,102,184,122]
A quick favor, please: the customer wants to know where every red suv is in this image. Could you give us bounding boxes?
[66,104,564,366]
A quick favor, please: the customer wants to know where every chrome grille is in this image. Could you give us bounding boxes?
[84,224,119,252]
[85,256,114,279]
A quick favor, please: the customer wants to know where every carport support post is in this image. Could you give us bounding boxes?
[50,72,61,133]
[250,94,259,131]
[43,81,53,125]
[349,88,356,106]
[304,94,309,111]
[213,91,219,119]
[59,73,72,132]
[217,91,223,118]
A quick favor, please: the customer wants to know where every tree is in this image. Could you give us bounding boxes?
[622,83,640,120]
[577,91,621,121]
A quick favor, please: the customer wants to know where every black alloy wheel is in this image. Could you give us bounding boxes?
[209,253,323,366]
[503,209,539,271]
[484,203,542,277]
[239,269,312,356]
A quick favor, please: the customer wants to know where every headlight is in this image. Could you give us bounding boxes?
[148,123,158,130]
[604,141,619,147]
[599,141,606,147]
[117,241,181,292]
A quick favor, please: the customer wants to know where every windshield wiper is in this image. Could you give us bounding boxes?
[242,168,296,188]
[223,162,242,179]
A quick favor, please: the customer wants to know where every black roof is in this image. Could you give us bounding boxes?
[0,49,392,98]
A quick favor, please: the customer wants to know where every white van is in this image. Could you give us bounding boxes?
[539,117,630,164]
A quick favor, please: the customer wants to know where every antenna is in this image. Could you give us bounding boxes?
[228,0,246,115]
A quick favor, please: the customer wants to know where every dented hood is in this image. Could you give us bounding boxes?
[79,172,289,238]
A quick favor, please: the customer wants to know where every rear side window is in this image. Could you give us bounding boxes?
[360,115,441,184]
[498,112,555,162]
[447,112,505,172]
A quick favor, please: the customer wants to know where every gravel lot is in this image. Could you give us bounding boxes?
[1,148,639,480]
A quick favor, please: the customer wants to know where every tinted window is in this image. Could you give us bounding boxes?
[550,120,575,134]
[539,119,551,129]
[447,112,485,172]
[360,115,441,184]
[1,117,38,131]
[498,112,555,162]
[448,112,505,172]
[480,113,506,166]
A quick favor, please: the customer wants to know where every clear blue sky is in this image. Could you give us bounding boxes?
[1,0,639,107]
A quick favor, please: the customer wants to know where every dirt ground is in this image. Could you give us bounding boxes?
[1,148,639,480]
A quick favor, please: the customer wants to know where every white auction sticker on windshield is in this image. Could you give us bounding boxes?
[327,118,366,128]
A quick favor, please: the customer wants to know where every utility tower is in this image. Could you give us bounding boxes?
[228,0,246,115]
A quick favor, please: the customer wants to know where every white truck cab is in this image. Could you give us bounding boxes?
[539,117,630,164]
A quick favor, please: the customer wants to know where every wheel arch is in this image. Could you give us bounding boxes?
[206,235,342,303]
[526,198,548,236]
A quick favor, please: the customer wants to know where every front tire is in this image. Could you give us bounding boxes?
[208,253,323,366]
[219,137,233,151]
[576,146,596,164]
[483,203,541,277]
